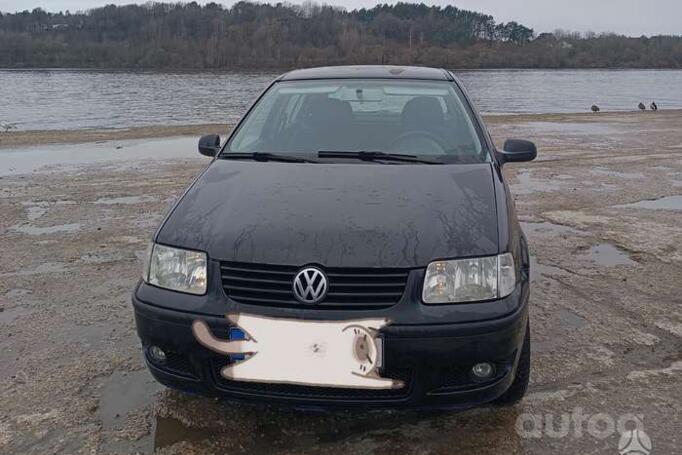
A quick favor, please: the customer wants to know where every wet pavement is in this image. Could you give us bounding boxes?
[615,195,682,211]
[1,111,681,454]
[0,136,197,176]
[584,243,636,267]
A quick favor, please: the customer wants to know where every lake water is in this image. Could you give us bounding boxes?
[1,69,681,131]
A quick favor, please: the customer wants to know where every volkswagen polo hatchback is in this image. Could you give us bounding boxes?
[133,65,537,409]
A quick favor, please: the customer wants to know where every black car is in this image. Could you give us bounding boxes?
[133,65,536,410]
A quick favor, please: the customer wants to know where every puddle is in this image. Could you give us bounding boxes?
[533,339,559,354]
[0,306,31,324]
[80,251,124,264]
[614,195,682,211]
[151,399,455,452]
[0,136,199,176]
[590,167,645,179]
[511,170,562,195]
[113,235,146,245]
[529,255,569,283]
[95,195,157,205]
[23,204,48,221]
[98,370,161,428]
[154,416,213,450]
[596,183,619,192]
[556,308,588,329]
[61,321,113,348]
[10,223,82,235]
[521,221,580,239]
[21,200,77,222]
[97,369,163,454]
[1,262,68,277]
[3,288,32,298]
[534,308,587,353]
[585,243,636,266]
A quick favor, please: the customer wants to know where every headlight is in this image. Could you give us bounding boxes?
[145,243,207,295]
[422,253,516,304]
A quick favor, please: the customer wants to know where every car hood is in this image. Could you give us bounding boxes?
[157,160,499,268]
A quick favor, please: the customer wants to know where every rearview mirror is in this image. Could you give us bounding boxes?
[499,139,537,164]
[198,134,221,157]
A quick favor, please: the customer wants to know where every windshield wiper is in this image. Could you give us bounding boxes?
[219,152,317,163]
[318,150,442,164]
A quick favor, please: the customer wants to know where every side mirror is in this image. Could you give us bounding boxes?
[198,134,221,157]
[499,139,537,164]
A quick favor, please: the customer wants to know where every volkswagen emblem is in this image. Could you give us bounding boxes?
[292,267,328,304]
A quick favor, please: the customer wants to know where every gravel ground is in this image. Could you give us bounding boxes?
[1,111,680,454]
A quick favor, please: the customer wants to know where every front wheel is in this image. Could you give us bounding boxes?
[494,321,531,406]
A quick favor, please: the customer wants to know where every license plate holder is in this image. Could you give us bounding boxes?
[193,315,402,389]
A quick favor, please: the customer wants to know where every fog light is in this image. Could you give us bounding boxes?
[148,345,167,364]
[472,362,494,379]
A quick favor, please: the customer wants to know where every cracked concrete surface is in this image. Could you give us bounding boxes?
[1,111,680,454]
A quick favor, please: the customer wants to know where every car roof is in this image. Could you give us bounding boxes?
[277,65,453,82]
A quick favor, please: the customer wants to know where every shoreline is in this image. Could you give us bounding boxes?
[0,123,230,149]
[1,110,681,149]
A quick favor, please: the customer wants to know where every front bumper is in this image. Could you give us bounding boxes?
[132,281,528,410]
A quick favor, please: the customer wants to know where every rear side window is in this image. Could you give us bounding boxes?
[227,79,486,163]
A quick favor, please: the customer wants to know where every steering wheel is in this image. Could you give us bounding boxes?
[388,131,448,155]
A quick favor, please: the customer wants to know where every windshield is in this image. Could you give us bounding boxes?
[225,79,487,163]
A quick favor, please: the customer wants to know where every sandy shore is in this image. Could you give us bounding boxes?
[1,111,681,454]
[2,109,680,149]
[0,123,230,148]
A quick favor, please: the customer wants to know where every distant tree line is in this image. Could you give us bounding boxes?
[0,1,681,69]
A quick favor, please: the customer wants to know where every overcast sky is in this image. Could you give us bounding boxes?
[1,0,679,36]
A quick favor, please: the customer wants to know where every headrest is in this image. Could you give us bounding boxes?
[401,96,445,129]
[304,97,353,127]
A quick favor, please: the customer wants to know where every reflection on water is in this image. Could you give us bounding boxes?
[154,416,212,451]
[95,195,158,205]
[615,195,682,210]
[0,306,31,324]
[0,136,199,176]
[1,69,681,131]
[10,222,82,235]
[511,169,563,194]
[150,393,521,453]
[585,243,636,266]
[97,370,162,454]
[0,262,68,277]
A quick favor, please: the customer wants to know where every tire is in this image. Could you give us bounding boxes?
[494,321,531,406]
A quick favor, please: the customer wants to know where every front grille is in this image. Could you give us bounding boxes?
[220,261,410,309]
[211,360,412,401]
